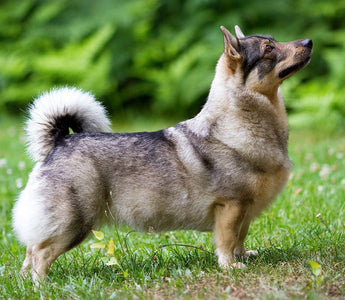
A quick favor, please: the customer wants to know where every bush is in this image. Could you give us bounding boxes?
[0,0,344,128]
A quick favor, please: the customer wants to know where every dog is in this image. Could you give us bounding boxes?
[13,25,312,284]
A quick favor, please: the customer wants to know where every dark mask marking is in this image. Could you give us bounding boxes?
[240,36,277,82]
[278,57,310,79]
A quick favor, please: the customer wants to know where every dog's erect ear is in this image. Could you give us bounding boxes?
[235,25,245,39]
[220,26,241,60]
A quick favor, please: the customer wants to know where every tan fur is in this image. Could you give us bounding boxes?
[214,200,250,267]
[21,237,69,284]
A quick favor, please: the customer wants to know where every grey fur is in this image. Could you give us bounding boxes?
[12,25,312,284]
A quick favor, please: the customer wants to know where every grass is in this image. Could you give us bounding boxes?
[0,114,344,299]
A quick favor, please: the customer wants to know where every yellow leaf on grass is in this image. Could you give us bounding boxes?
[105,257,119,266]
[107,238,115,255]
[309,260,322,276]
[90,242,106,249]
[92,230,105,240]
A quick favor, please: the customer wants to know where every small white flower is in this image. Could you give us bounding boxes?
[310,162,320,173]
[16,178,23,189]
[0,158,7,168]
[341,179,345,185]
[319,164,331,179]
[336,152,344,159]
[6,169,13,175]
[18,161,26,170]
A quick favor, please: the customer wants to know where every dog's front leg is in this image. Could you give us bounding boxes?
[233,218,258,258]
[214,200,248,269]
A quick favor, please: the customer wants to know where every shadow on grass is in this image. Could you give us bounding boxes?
[252,246,306,265]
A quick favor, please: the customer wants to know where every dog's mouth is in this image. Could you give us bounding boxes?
[278,56,311,79]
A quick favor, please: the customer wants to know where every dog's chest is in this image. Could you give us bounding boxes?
[249,162,291,216]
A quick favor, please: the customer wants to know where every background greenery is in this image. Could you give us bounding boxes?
[1,1,345,297]
[0,0,345,129]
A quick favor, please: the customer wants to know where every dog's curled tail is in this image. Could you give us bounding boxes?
[26,87,111,162]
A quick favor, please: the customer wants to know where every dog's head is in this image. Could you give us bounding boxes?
[220,26,312,97]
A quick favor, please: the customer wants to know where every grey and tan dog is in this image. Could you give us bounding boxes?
[13,25,312,284]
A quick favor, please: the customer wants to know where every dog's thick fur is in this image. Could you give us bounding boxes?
[13,25,312,284]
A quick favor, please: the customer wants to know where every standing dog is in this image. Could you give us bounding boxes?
[13,25,312,284]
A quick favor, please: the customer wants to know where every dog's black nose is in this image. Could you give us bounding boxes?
[302,39,313,49]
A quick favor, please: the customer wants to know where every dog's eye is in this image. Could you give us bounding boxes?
[265,45,274,53]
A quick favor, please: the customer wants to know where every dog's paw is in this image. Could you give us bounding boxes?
[216,253,231,269]
[245,249,258,257]
[216,249,235,269]
[234,247,258,258]
[216,250,246,270]
[231,262,246,269]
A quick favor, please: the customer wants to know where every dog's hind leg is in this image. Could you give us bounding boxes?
[20,246,33,276]
[214,200,248,269]
[29,236,70,285]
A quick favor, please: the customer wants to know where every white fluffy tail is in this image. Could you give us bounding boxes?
[26,87,111,162]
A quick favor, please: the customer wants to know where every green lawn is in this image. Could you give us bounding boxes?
[0,115,344,299]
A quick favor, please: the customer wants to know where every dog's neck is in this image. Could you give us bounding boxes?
[185,54,290,168]
[188,55,288,138]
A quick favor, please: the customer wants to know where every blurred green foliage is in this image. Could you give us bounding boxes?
[0,0,344,129]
